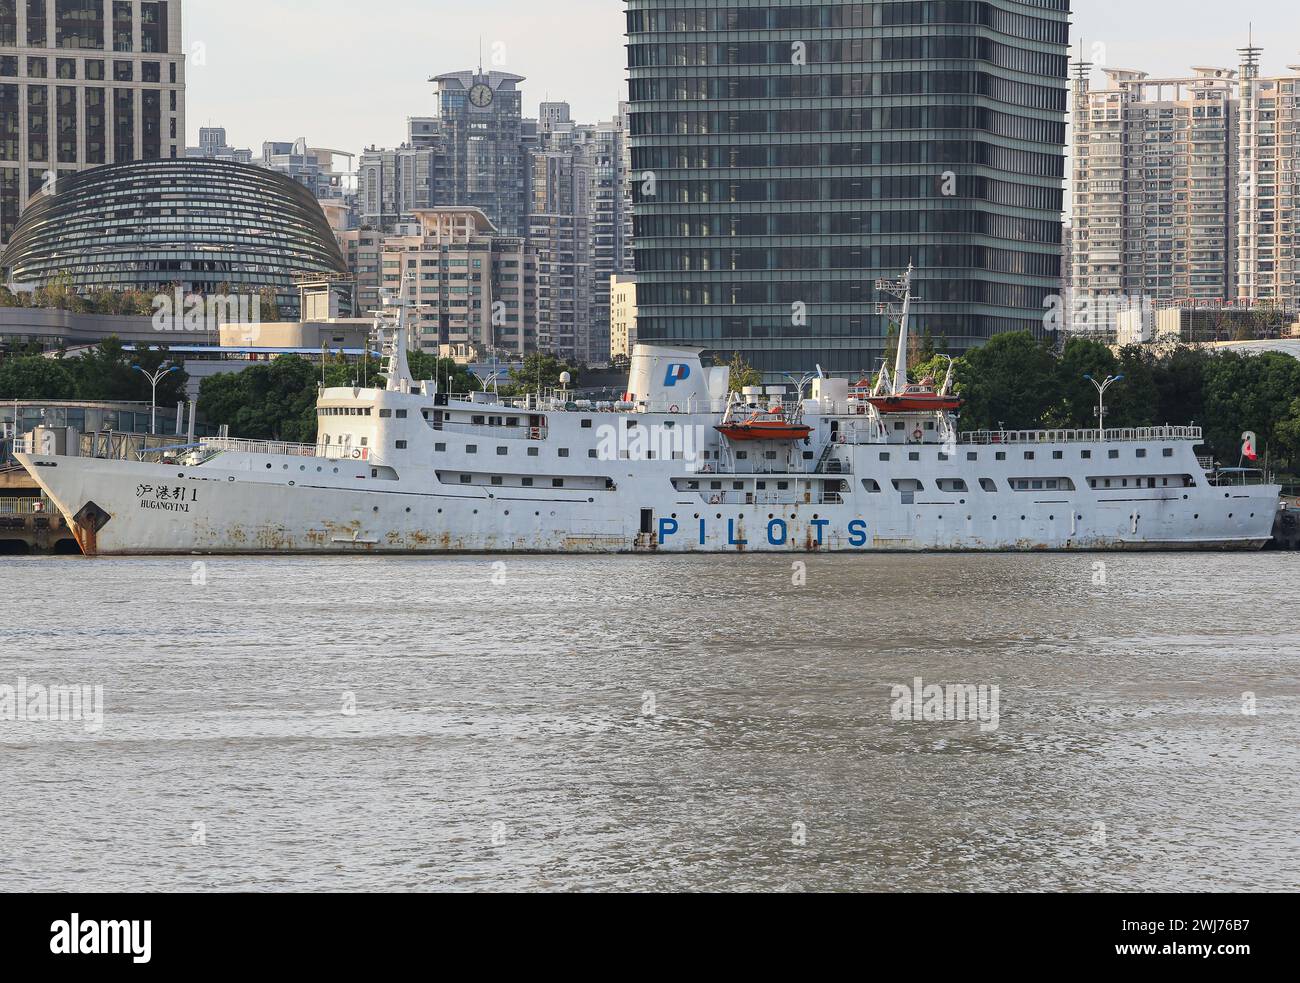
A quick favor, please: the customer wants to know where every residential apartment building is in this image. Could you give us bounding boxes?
[337,226,384,315]
[358,127,437,230]
[530,146,591,361]
[357,76,634,364]
[529,103,633,364]
[186,125,250,163]
[429,69,529,237]
[1071,64,1239,332]
[1,0,186,246]
[1237,46,1300,311]
[378,207,537,356]
[610,274,637,360]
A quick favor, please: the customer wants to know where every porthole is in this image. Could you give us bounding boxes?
[373,507,379,514]
[716,513,722,519]
[405,507,411,513]
[265,464,272,470]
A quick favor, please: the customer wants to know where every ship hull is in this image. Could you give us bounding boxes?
[17,449,1279,556]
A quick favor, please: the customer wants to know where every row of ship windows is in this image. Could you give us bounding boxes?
[669,476,1192,493]
[891,447,1178,462]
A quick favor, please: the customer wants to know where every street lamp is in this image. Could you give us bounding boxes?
[1084,373,1125,436]
[133,364,180,436]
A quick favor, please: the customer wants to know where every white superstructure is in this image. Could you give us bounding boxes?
[16,276,1282,556]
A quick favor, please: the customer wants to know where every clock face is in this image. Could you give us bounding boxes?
[468,83,494,108]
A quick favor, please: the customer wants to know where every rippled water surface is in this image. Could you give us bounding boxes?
[2,552,1298,892]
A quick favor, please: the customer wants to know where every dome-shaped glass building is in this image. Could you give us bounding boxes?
[1,159,349,312]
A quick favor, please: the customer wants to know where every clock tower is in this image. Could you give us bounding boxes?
[429,70,528,237]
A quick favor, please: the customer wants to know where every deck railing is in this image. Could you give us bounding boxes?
[199,438,371,462]
[959,426,1202,445]
[0,497,49,515]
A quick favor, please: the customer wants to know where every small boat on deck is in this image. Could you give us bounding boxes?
[864,379,963,414]
[715,413,813,442]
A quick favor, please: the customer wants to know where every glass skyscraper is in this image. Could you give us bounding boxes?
[625,0,1071,376]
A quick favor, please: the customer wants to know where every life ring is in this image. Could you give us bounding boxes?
[837,433,847,444]
[709,495,722,505]
[913,428,924,442]
[668,404,680,414]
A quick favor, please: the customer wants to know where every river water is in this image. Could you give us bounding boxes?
[1,552,1297,893]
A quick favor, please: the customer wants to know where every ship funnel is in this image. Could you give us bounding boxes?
[627,345,715,412]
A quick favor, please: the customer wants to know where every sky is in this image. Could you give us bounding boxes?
[184,0,1300,156]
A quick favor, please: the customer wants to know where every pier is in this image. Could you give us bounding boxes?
[0,470,81,555]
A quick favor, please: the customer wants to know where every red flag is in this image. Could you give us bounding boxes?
[1242,431,1258,461]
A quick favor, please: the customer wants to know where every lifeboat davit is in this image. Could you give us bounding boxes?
[716,414,813,442]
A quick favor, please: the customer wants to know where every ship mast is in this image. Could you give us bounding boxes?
[875,263,915,396]
[380,274,416,394]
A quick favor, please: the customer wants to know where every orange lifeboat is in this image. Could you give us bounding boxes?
[865,378,963,414]
[716,412,813,442]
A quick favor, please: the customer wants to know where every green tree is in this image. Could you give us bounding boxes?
[1201,351,1300,465]
[504,352,582,395]
[1047,337,1118,427]
[724,351,762,393]
[0,356,78,399]
[959,331,1058,431]
[256,287,282,323]
[198,356,321,443]
[405,351,477,393]
[68,337,189,406]
[0,285,29,309]
[1151,344,1210,428]
[1276,396,1300,473]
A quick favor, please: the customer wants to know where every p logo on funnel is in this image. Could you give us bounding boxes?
[664,364,691,387]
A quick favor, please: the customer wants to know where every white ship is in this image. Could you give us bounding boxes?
[16,271,1281,556]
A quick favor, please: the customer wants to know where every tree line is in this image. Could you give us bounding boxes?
[0,338,189,407]
[909,334,1300,474]
[0,274,282,321]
